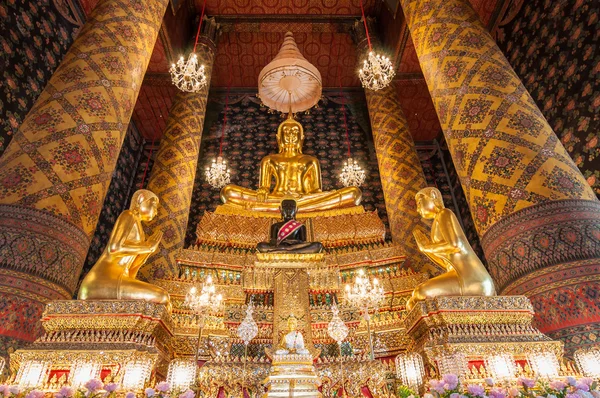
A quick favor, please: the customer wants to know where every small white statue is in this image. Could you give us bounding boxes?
[275,314,309,355]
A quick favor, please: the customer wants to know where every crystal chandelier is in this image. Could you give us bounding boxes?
[327,302,349,397]
[205,156,231,189]
[484,353,516,382]
[395,353,425,391]
[359,51,395,91]
[436,352,468,380]
[340,158,366,187]
[167,358,197,391]
[357,0,395,91]
[170,53,207,93]
[185,274,223,363]
[169,0,208,93]
[237,301,259,390]
[122,359,153,391]
[344,269,385,360]
[69,360,101,388]
[16,360,49,388]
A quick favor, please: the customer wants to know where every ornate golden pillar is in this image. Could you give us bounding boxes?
[0,0,168,348]
[353,20,433,273]
[400,0,600,353]
[142,21,218,280]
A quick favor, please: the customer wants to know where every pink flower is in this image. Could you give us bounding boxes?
[178,390,194,398]
[104,383,119,393]
[0,386,9,397]
[449,393,460,398]
[145,388,156,398]
[55,386,74,398]
[508,387,519,397]
[443,374,459,390]
[485,378,495,386]
[85,379,104,392]
[490,387,507,398]
[579,378,594,387]
[126,393,136,398]
[567,394,581,398]
[576,383,590,392]
[155,382,170,393]
[567,377,578,386]
[467,385,485,397]
[25,390,45,398]
[429,380,446,394]
[518,377,535,388]
[550,381,567,391]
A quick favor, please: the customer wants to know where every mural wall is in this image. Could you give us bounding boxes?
[0,0,84,157]
[495,0,600,197]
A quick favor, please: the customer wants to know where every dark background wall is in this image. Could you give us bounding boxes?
[495,0,600,197]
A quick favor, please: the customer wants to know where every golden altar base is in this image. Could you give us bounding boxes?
[11,300,174,381]
[264,354,321,398]
[405,296,563,367]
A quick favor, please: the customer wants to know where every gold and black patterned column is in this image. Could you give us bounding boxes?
[142,21,218,280]
[0,0,168,347]
[353,20,433,273]
[400,0,600,353]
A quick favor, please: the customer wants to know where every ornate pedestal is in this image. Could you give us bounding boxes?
[11,300,174,384]
[405,296,563,365]
[264,354,321,398]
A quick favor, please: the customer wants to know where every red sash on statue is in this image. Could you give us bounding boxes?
[277,220,303,244]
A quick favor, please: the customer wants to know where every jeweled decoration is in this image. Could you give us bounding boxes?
[167,358,197,391]
[436,352,468,379]
[345,269,385,360]
[527,351,559,379]
[339,157,366,188]
[16,360,49,388]
[169,53,207,93]
[395,353,425,391]
[359,51,395,91]
[484,353,516,382]
[574,347,600,378]
[237,301,259,345]
[69,360,101,388]
[327,302,348,344]
[122,359,153,391]
[205,156,231,189]
[186,274,223,362]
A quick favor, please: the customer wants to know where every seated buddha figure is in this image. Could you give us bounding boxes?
[220,115,362,213]
[257,199,323,254]
[406,187,496,310]
[78,189,171,310]
[275,314,310,355]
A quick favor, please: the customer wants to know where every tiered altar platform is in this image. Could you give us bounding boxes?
[264,354,321,397]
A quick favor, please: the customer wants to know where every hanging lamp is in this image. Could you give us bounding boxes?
[205,30,233,189]
[357,0,395,91]
[169,0,208,92]
[337,61,365,187]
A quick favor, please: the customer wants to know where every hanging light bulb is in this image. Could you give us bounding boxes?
[357,1,395,91]
[340,157,366,187]
[169,0,208,93]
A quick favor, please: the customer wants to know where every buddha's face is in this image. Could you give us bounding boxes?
[416,191,442,219]
[280,199,297,220]
[287,317,298,332]
[138,197,159,221]
[278,120,303,152]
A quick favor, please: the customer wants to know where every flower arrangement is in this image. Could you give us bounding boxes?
[422,375,599,398]
[144,382,195,398]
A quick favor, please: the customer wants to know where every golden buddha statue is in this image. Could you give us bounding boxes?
[220,115,362,213]
[78,189,171,310]
[406,187,496,310]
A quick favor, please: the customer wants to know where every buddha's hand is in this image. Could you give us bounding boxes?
[412,229,429,251]
[257,187,270,202]
[148,231,163,251]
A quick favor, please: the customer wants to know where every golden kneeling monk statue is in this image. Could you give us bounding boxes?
[406,187,496,310]
[220,115,362,213]
[78,189,171,310]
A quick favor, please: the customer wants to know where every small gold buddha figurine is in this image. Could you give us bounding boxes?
[275,314,310,355]
[78,189,171,310]
[220,115,362,213]
[406,187,496,310]
[257,199,323,254]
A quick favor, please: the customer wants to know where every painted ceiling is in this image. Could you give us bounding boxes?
[77,0,506,141]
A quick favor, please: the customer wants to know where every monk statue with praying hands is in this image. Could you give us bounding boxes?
[257,199,323,254]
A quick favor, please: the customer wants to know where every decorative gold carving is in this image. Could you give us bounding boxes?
[405,296,563,364]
